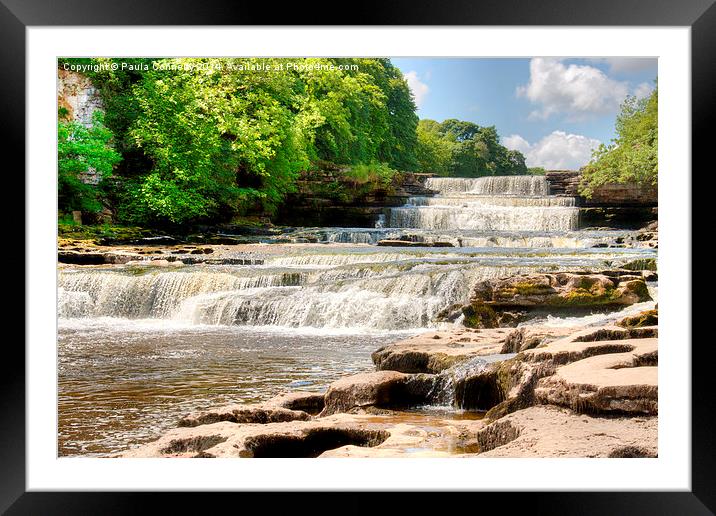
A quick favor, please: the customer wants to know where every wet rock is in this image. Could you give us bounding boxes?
[470,272,651,311]
[178,390,325,427]
[521,326,657,365]
[58,250,135,265]
[476,405,657,458]
[468,326,661,416]
[500,326,577,354]
[268,391,326,415]
[640,220,658,232]
[320,371,420,416]
[372,329,513,373]
[621,258,657,271]
[377,239,422,247]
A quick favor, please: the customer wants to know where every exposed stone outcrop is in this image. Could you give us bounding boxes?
[371,326,575,374]
[545,170,657,207]
[119,322,658,458]
[617,309,658,328]
[476,405,657,458]
[57,69,106,186]
[456,272,651,329]
[57,68,104,127]
[472,272,651,309]
[376,240,454,247]
[121,414,393,458]
[177,391,324,427]
[482,326,658,418]
[319,371,418,416]
[534,346,658,414]
[579,207,658,229]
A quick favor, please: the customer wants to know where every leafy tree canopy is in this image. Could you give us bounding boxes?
[580,85,658,197]
[58,111,121,213]
[60,57,420,226]
[415,119,527,177]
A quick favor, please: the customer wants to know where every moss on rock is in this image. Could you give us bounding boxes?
[462,302,499,329]
[617,309,658,328]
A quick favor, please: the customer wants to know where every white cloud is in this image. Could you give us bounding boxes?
[517,58,629,120]
[502,134,531,155]
[404,70,429,108]
[502,131,602,170]
[633,81,654,100]
[588,57,657,74]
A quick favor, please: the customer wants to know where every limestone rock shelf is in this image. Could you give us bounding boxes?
[119,317,658,459]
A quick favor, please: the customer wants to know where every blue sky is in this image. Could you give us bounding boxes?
[391,58,657,170]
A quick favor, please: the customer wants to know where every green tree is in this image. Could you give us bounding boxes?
[123,58,311,224]
[58,111,121,213]
[415,119,455,174]
[415,119,526,176]
[580,85,658,197]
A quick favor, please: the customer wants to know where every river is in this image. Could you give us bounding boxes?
[58,176,657,456]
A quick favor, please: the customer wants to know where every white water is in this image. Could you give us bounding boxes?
[58,175,654,333]
[387,175,579,232]
[59,244,655,332]
[426,176,550,196]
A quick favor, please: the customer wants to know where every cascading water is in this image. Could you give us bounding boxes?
[59,245,656,332]
[57,175,657,457]
[387,175,580,232]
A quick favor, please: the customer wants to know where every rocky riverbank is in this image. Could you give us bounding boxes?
[119,299,658,458]
[58,195,658,457]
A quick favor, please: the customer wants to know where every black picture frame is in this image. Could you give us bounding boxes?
[5,0,709,512]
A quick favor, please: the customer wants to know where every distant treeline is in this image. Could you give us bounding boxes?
[416,119,528,177]
[58,57,530,226]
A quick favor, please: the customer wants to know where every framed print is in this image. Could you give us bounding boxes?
[6,0,711,512]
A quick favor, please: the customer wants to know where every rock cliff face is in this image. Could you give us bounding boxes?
[545,170,657,207]
[545,170,657,229]
[57,69,104,128]
[57,69,106,185]
[274,171,436,227]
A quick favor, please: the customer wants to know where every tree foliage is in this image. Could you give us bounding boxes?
[580,86,658,197]
[58,111,121,213]
[59,58,533,227]
[415,119,527,177]
[61,58,420,226]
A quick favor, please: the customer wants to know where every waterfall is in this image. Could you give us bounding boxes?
[426,176,550,196]
[388,175,579,232]
[58,259,559,330]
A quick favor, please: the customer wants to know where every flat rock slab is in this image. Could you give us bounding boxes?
[516,326,658,414]
[522,325,657,364]
[178,391,326,427]
[120,412,484,459]
[372,326,577,374]
[535,345,657,415]
[476,405,657,458]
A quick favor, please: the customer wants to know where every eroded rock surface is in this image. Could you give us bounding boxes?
[476,405,657,458]
[320,371,429,416]
[178,391,324,427]
[472,272,651,309]
[120,322,658,459]
[372,326,576,374]
[121,412,483,459]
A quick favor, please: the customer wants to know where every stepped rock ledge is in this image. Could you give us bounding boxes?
[119,310,658,458]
